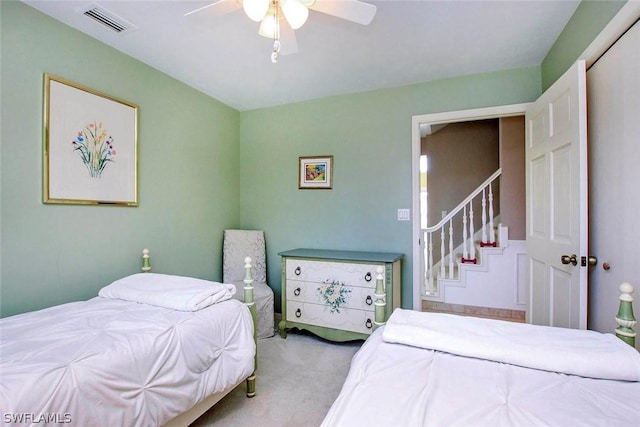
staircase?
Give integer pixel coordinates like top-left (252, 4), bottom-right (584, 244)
top-left (421, 169), bottom-right (526, 315)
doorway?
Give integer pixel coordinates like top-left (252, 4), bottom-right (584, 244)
top-left (410, 2), bottom-right (640, 327)
top-left (411, 104), bottom-right (529, 310)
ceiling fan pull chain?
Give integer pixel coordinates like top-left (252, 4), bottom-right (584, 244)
top-left (271, 0), bottom-right (280, 63)
top-left (271, 39), bottom-right (280, 63)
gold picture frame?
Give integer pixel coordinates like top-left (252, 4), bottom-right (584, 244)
top-left (299, 155), bottom-right (333, 189)
top-left (43, 74), bottom-right (138, 206)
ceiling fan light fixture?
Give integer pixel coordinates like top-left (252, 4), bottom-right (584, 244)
top-left (280, 0), bottom-right (309, 30)
top-left (258, 5), bottom-right (279, 39)
top-left (243, 0), bottom-right (270, 22)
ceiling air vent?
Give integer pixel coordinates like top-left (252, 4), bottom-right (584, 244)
top-left (81, 5), bottom-right (136, 34)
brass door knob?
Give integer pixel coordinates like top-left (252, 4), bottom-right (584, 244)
top-left (561, 254), bottom-right (578, 266)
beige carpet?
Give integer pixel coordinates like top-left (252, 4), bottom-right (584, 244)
top-left (191, 331), bottom-right (362, 427)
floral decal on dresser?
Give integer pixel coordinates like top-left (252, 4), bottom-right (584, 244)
top-left (317, 280), bottom-right (351, 313)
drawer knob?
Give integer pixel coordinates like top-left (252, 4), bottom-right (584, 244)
top-left (365, 295), bottom-right (373, 305)
top-left (365, 319), bottom-right (373, 329)
top-left (364, 272), bottom-right (372, 282)
top-left (295, 266), bottom-right (301, 276)
top-left (294, 287), bottom-right (301, 296)
top-left (295, 308), bottom-right (302, 318)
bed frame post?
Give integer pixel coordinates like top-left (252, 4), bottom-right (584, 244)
top-left (142, 249), bottom-right (151, 273)
top-left (615, 282), bottom-right (636, 347)
top-left (244, 256), bottom-right (257, 397)
top-left (373, 266), bottom-right (386, 330)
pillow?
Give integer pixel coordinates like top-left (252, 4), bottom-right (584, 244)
top-left (98, 273), bottom-right (236, 311)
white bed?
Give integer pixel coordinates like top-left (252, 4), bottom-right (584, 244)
top-left (322, 302), bottom-right (640, 426)
top-left (0, 253), bottom-right (258, 427)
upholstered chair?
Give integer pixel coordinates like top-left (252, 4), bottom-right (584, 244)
top-left (223, 229), bottom-right (275, 338)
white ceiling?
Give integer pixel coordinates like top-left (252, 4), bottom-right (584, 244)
top-left (22, 0), bottom-right (580, 111)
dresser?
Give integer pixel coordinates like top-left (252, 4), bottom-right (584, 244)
top-left (278, 248), bottom-right (403, 341)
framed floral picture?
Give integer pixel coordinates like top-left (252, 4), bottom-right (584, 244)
top-left (299, 155), bottom-right (333, 189)
top-left (43, 74), bottom-right (138, 206)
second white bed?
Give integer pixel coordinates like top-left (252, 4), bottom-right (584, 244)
top-left (322, 310), bottom-right (640, 427)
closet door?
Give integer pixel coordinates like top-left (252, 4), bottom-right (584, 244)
top-left (525, 60), bottom-right (588, 329)
top-left (587, 20), bottom-right (640, 336)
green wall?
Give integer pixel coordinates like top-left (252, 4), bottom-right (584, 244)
top-left (0, 1), bottom-right (241, 317)
top-left (239, 68), bottom-right (541, 311)
top-left (240, 0), bottom-right (631, 313)
top-left (541, 0), bottom-right (626, 90)
top-left (3, 0), bottom-right (627, 317)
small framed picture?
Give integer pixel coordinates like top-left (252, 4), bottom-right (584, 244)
top-left (299, 155), bottom-right (333, 189)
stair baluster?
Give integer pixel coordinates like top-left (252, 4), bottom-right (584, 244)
top-left (488, 183), bottom-right (496, 246)
top-left (469, 202), bottom-right (475, 262)
top-left (462, 206), bottom-right (468, 260)
top-left (481, 188), bottom-right (487, 245)
top-left (461, 201), bottom-right (477, 264)
top-left (481, 182), bottom-right (498, 247)
top-left (460, 199), bottom-right (476, 264)
top-left (448, 219), bottom-right (454, 279)
top-left (427, 232), bottom-right (434, 294)
top-left (440, 227), bottom-right (445, 279)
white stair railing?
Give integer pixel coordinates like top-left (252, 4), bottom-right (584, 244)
top-left (422, 168), bottom-right (501, 296)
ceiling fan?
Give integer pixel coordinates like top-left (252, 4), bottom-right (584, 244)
top-left (185, 0), bottom-right (377, 63)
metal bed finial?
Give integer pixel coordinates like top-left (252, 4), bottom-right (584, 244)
top-left (142, 249), bottom-right (151, 273)
top-left (615, 282), bottom-right (636, 347)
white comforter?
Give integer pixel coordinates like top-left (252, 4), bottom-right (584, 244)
top-left (322, 311), bottom-right (640, 427)
top-left (0, 297), bottom-right (255, 427)
top-left (383, 309), bottom-right (640, 381)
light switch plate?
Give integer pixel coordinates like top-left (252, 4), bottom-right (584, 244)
top-left (397, 209), bottom-right (410, 221)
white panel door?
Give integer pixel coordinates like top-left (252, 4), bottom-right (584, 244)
top-left (525, 60), bottom-right (588, 329)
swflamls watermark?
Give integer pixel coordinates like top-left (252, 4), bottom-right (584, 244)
top-left (3, 413), bottom-right (72, 424)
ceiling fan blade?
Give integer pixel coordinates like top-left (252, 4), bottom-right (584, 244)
top-left (278, 21), bottom-right (298, 55)
top-left (184, 0), bottom-right (241, 17)
top-left (308, 0), bottom-right (376, 25)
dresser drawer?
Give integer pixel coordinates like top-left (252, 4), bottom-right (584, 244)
top-left (286, 301), bottom-right (374, 335)
top-left (285, 259), bottom-right (383, 288)
top-left (287, 279), bottom-right (376, 311)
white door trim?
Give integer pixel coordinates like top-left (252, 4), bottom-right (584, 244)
top-left (580, 2), bottom-right (640, 70)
